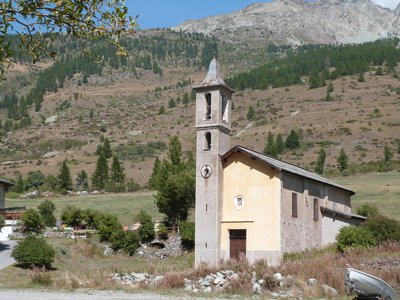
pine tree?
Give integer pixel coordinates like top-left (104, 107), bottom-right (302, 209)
top-left (168, 136), bottom-right (183, 166)
top-left (264, 132), bottom-right (276, 157)
top-left (92, 151), bottom-right (109, 190)
top-left (58, 160), bottom-right (73, 192)
top-left (154, 136), bottom-right (195, 227)
top-left (149, 157), bottom-right (161, 188)
top-left (314, 148), bottom-right (327, 175)
top-left (327, 82), bottom-right (334, 93)
top-left (190, 90), bottom-right (196, 101)
top-left (247, 105), bottom-right (255, 121)
top-left (103, 137), bottom-right (112, 159)
top-left (358, 72), bottom-right (365, 82)
top-left (337, 148), bottom-right (348, 172)
top-left (286, 129), bottom-right (300, 150)
top-left (14, 174), bottom-right (25, 193)
top-left (76, 170), bottom-right (89, 191)
top-left (168, 98), bottom-right (176, 108)
top-left (110, 155), bottom-right (126, 191)
top-left (182, 92), bottom-right (189, 105)
top-left (384, 145), bottom-right (393, 163)
top-left (158, 105), bottom-right (165, 115)
top-left (275, 133), bottom-right (284, 155)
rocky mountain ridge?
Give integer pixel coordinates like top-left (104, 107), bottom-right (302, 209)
top-left (174, 0), bottom-right (400, 46)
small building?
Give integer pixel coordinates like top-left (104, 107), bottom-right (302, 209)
top-left (193, 58), bottom-right (364, 266)
top-left (0, 178), bottom-right (16, 241)
top-left (0, 178), bottom-right (15, 211)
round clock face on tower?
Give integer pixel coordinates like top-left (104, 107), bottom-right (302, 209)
top-left (200, 164), bottom-right (213, 178)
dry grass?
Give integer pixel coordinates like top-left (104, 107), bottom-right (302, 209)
top-left (1, 238), bottom-right (399, 298)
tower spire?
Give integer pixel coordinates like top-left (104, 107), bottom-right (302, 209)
top-left (194, 57), bottom-right (233, 92)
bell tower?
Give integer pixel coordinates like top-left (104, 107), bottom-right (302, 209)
top-left (193, 58), bottom-right (234, 266)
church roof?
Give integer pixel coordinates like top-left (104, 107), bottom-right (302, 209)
top-left (193, 58), bottom-right (234, 92)
top-left (222, 145), bottom-right (355, 195)
top-left (0, 178), bottom-right (15, 186)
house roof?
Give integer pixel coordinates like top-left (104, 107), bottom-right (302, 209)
top-left (321, 207), bottom-right (367, 222)
top-left (193, 58), bottom-right (234, 92)
top-left (222, 145), bottom-right (355, 195)
top-left (0, 178), bottom-right (15, 187)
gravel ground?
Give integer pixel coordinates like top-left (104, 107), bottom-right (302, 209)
top-left (0, 290), bottom-right (233, 300)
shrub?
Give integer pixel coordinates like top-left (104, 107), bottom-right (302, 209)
top-left (123, 231), bottom-right (141, 255)
top-left (0, 215), bottom-right (5, 229)
top-left (336, 225), bottom-right (377, 253)
top-left (20, 209), bottom-right (44, 233)
top-left (81, 209), bottom-right (103, 229)
top-left (110, 229), bottom-right (126, 251)
top-left (364, 215), bottom-right (400, 243)
top-left (138, 221), bottom-right (155, 243)
top-left (11, 235), bottom-right (55, 269)
top-left (98, 213), bottom-right (122, 242)
top-left (356, 204), bottom-right (379, 218)
top-left (179, 221), bottom-right (195, 250)
top-left (38, 200), bottom-right (56, 227)
top-left (61, 205), bottom-right (82, 228)
top-left (110, 230), bottom-right (140, 256)
top-left (136, 210), bottom-right (155, 243)
top-left (157, 223), bottom-right (169, 240)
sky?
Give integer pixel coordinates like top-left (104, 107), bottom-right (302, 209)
top-left (126, 0), bottom-right (400, 29)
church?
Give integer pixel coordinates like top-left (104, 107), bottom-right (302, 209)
top-left (193, 58), bottom-right (365, 266)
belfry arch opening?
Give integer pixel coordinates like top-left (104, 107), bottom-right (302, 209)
top-left (204, 131), bottom-right (212, 150)
top-left (221, 94), bottom-right (228, 123)
top-left (205, 93), bottom-right (211, 120)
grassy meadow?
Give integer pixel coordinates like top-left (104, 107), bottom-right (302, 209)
top-left (5, 191), bottom-right (163, 225)
top-left (334, 171), bottom-right (400, 220)
top-left (6, 171), bottom-right (400, 224)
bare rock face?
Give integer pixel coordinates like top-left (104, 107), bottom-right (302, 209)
top-left (173, 0), bottom-right (399, 46)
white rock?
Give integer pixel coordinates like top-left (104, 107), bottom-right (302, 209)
top-left (150, 275), bottom-right (164, 287)
top-left (46, 115), bottom-right (57, 124)
top-left (184, 285), bottom-right (193, 292)
top-left (306, 278), bottom-right (317, 285)
top-left (273, 273), bottom-right (283, 281)
top-left (322, 284), bottom-right (338, 296)
top-left (43, 151), bottom-right (59, 158)
top-left (253, 282), bottom-right (263, 294)
top-left (203, 286), bottom-right (212, 293)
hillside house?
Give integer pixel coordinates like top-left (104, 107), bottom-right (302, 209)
top-left (193, 58), bottom-right (365, 266)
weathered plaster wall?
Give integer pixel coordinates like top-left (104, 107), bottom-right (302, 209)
top-left (281, 172), bottom-right (353, 253)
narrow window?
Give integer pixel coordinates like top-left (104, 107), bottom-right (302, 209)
top-left (313, 198), bottom-right (319, 221)
top-left (205, 93), bottom-right (211, 120)
top-left (204, 132), bottom-right (211, 150)
top-left (292, 193), bottom-right (298, 218)
top-left (221, 95), bottom-right (228, 122)
top-left (205, 204), bottom-right (208, 212)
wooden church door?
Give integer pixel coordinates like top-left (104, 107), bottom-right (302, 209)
top-left (229, 229), bottom-right (246, 260)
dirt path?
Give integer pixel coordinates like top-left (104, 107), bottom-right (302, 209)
top-left (0, 241), bottom-right (17, 270)
top-left (0, 290), bottom-right (231, 300)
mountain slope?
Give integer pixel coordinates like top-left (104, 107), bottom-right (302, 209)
top-left (174, 0), bottom-right (400, 46)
